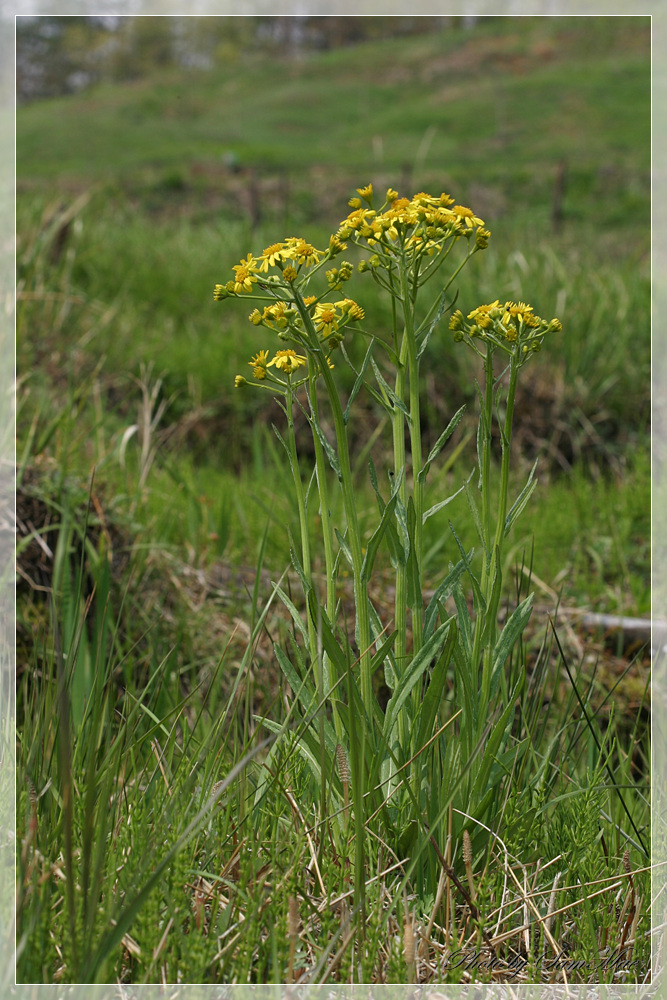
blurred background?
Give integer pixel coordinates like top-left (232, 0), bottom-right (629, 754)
top-left (16, 14), bottom-right (650, 690)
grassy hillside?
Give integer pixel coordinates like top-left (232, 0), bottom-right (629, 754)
top-left (18, 17), bottom-right (649, 235)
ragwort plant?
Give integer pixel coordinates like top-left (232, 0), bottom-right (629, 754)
top-left (214, 184), bottom-right (562, 938)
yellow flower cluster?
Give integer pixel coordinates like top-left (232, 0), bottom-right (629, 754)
top-left (214, 238), bottom-right (327, 299)
top-left (313, 298), bottom-right (365, 342)
top-left (236, 348), bottom-right (308, 387)
top-left (335, 185), bottom-right (488, 259)
top-left (450, 300), bottom-right (561, 359)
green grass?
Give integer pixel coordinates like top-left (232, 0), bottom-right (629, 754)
top-left (16, 15), bottom-right (651, 985)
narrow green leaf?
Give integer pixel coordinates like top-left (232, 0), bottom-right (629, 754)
top-left (452, 581), bottom-right (472, 657)
top-left (422, 479), bottom-right (466, 523)
top-left (289, 546), bottom-right (311, 598)
top-left (418, 404), bottom-right (466, 484)
top-left (344, 340), bottom-right (375, 425)
top-left (309, 414), bottom-right (341, 479)
top-left (371, 358), bottom-right (410, 419)
top-left (416, 620), bottom-right (457, 752)
top-left (423, 556), bottom-right (469, 641)
top-left (491, 593), bottom-right (534, 684)
top-left (361, 473), bottom-right (402, 582)
top-left (504, 459), bottom-right (539, 535)
top-left (383, 620), bottom-right (451, 741)
top-left (335, 528), bottom-right (354, 568)
top-left (463, 478), bottom-right (487, 553)
top-left (405, 497), bottom-right (420, 610)
top-left (449, 520), bottom-right (485, 615)
top-left (272, 583), bottom-right (309, 645)
top-left (416, 288), bottom-right (448, 360)
top-left (274, 645), bottom-right (316, 713)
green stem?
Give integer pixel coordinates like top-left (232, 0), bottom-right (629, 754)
top-left (401, 264), bottom-right (424, 657)
top-left (293, 299), bottom-right (373, 715)
top-left (479, 350), bottom-right (519, 711)
top-left (285, 381), bottom-right (320, 675)
top-left (479, 346), bottom-right (495, 598)
top-left (285, 379), bottom-right (327, 821)
top-left (307, 368), bottom-right (343, 742)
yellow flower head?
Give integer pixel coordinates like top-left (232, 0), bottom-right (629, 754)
top-left (348, 197), bottom-right (362, 209)
top-left (343, 207), bottom-right (376, 231)
top-left (356, 183), bottom-right (373, 205)
top-left (329, 234), bottom-right (348, 255)
top-left (285, 238), bottom-right (322, 267)
top-left (467, 301), bottom-right (500, 330)
top-left (452, 206), bottom-right (485, 229)
top-left (259, 242), bottom-right (286, 272)
top-left (282, 265), bottom-right (298, 282)
top-left (385, 187), bottom-right (399, 203)
top-left (337, 298), bottom-right (365, 321)
top-left (314, 303), bottom-right (339, 337)
top-left (503, 301), bottom-right (534, 325)
top-left (248, 349), bottom-right (270, 371)
top-left (262, 302), bottom-right (289, 328)
top-left (232, 253), bottom-right (259, 293)
top-left (475, 228), bottom-right (491, 250)
top-left (267, 349), bottom-right (307, 375)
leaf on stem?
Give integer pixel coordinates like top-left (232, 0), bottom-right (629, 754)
top-left (504, 458), bottom-right (539, 535)
top-left (490, 593), bottom-right (534, 692)
top-left (422, 556), bottom-right (469, 641)
top-left (415, 620), bottom-right (457, 753)
top-left (418, 404), bottom-right (466, 485)
top-left (361, 471), bottom-right (403, 582)
top-left (307, 413), bottom-right (341, 479)
top-left (371, 358), bottom-right (410, 419)
top-left (382, 620), bottom-right (453, 742)
top-left (463, 478), bottom-right (487, 555)
top-left (416, 288), bottom-right (448, 360)
top-left (343, 340), bottom-right (375, 425)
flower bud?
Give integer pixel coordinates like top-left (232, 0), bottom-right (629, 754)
top-left (214, 284), bottom-right (229, 301)
top-left (234, 375), bottom-right (247, 388)
top-left (449, 309), bottom-right (465, 331)
top-left (339, 261), bottom-right (354, 281)
top-left (475, 227), bottom-right (491, 250)
top-left (358, 259), bottom-right (370, 273)
top-left (452, 329), bottom-right (464, 342)
top-left (249, 309), bottom-right (262, 325)
top-left (548, 318), bottom-right (562, 332)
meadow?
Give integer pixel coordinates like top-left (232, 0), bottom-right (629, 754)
top-left (15, 16), bottom-right (651, 985)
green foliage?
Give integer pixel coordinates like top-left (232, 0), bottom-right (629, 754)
top-left (16, 15), bottom-right (650, 985)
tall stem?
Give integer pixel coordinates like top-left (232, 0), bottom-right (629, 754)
top-left (401, 264), bottom-right (424, 656)
top-left (479, 351), bottom-right (519, 713)
top-left (308, 369), bottom-right (343, 741)
top-left (293, 300), bottom-right (373, 714)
